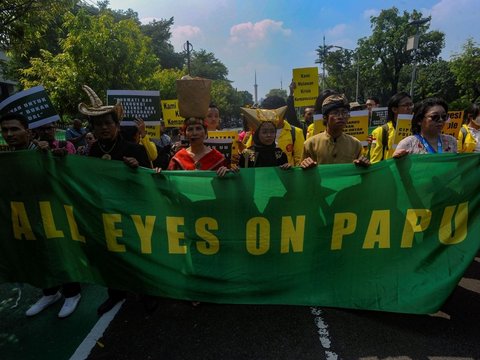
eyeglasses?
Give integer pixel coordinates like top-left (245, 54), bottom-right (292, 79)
top-left (425, 114), bottom-right (449, 122)
top-left (329, 110), bottom-right (350, 118)
top-left (398, 102), bottom-right (414, 108)
top-left (86, 136), bottom-right (94, 140)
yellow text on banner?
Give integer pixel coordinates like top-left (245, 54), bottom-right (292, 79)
top-left (161, 100), bottom-right (184, 128)
top-left (292, 67), bottom-right (319, 107)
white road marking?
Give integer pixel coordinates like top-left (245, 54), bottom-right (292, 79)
top-left (428, 310), bottom-right (451, 320)
top-left (458, 277), bottom-right (480, 294)
top-left (69, 300), bottom-right (125, 360)
top-left (310, 307), bottom-right (338, 360)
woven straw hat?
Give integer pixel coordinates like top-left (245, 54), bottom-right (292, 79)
top-left (78, 85), bottom-right (124, 121)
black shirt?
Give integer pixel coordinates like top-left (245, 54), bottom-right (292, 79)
top-left (89, 137), bottom-right (151, 168)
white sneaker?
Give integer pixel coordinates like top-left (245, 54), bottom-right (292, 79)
top-left (58, 294), bottom-right (81, 318)
top-left (25, 292), bottom-right (62, 316)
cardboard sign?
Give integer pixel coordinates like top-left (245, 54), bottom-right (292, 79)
top-left (292, 67), bottom-right (319, 107)
top-left (344, 110), bottom-right (369, 145)
top-left (0, 86), bottom-right (60, 129)
top-left (393, 114), bottom-right (413, 149)
top-left (107, 90), bottom-right (160, 125)
top-left (161, 100), bottom-right (184, 128)
top-left (204, 138), bottom-right (233, 163)
top-left (312, 111), bottom-right (368, 145)
top-left (205, 130), bottom-right (239, 163)
top-left (313, 114), bottom-right (325, 136)
top-left (146, 125), bottom-right (161, 139)
top-left (442, 111), bottom-right (464, 138)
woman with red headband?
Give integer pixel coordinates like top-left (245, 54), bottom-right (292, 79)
top-left (167, 117), bottom-right (231, 176)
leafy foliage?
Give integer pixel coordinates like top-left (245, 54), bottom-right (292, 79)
top-left (450, 38), bottom-right (480, 103)
top-left (189, 49), bottom-right (229, 80)
top-left (317, 7), bottom-right (444, 104)
top-left (147, 67), bottom-right (186, 100)
top-left (20, 9), bottom-right (158, 116)
top-left (141, 17), bottom-right (184, 69)
top-left (265, 88), bottom-right (287, 99)
top-left (414, 60), bottom-right (458, 103)
top-left (0, 0), bottom-right (75, 52)
top-left (6, 2), bottom-right (476, 121)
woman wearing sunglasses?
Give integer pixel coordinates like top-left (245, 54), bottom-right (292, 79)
top-left (393, 98), bottom-right (457, 157)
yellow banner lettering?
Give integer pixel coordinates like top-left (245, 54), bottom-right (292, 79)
top-left (331, 213), bottom-right (357, 250)
top-left (195, 217), bottom-right (220, 255)
top-left (246, 217), bottom-right (270, 255)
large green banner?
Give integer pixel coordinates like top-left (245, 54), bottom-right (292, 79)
top-left (1, 151), bottom-right (479, 314)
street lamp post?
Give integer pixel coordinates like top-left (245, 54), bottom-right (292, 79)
top-left (316, 38), bottom-right (359, 101)
top-left (316, 36), bottom-right (333, 90)
top-left (407, 17), bottom-right (431, 98)
top-left (331, 46), bottom-right (360, 102)
top-left (183, 40), bottom-right (193, 75)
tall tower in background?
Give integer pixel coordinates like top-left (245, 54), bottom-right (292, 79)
top-left (254, 71), bottom-right (258, 104)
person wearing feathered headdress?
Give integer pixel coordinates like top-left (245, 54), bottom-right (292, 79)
top-left (78, 85), bottom-right (150, 168)
top-left (77, 85), bottom-right (153, 316)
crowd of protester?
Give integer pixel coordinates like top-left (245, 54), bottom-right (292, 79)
top-left (1, 80), bottom-right (479, 319)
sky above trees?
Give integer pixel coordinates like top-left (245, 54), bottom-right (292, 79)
top-left (107, 0), bottom-right (480, 100)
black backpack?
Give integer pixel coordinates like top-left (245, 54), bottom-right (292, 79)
top-left (381, 124), bottom-right (389, 161)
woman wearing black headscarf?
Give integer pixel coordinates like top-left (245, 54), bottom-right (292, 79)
top-left (239, 120), bottom-right (290, 169)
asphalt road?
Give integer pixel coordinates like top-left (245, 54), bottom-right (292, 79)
top-left (88, 257), bottom-right (480, 360)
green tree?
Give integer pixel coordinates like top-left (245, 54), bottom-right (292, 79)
top-left (210, 80), bottom-right (245, 123)
top-left (265, 88), bottom-right (287, 99)
top-left (0, 0), bottom-right (75, 51)
top-left (20, 9), bottom-right (158, 116)
top-left (237, 90), bottom-right (254, 107)
top-left (189, 49), bottom-right (228, 80)
top-left (322, 48), bottom-right (357, 100)
top-left (356, 7), bottom-right (444, 100)
top-left (147, 67), bottom-right (186, 101)
top-left (1, 0), bottom-right (76, 83)
top-left (450, 38), bottom-right (480, 103)
top-left (414, 60), bottom-right (458, 103)
top-left (141, 17), bottom-right (184, 69)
